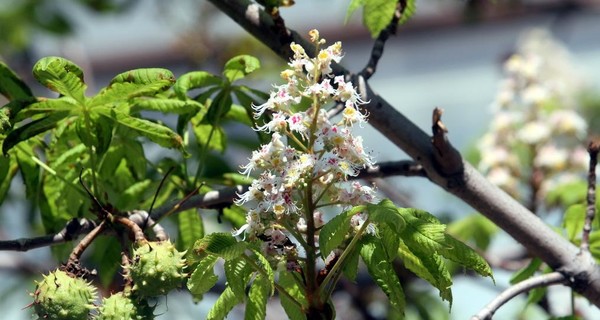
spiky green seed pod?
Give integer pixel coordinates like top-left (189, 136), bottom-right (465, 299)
top-left (96, 292), bottom-right (155, 320)
top-left (32, 269), bottom-right (97, 320)
top-left (128, 241), bottom-right (186, 297)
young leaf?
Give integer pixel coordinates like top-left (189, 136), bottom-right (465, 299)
top-left (193, 123), bottom-right (227, 153)
top-left (363, 0), bottom-right (397, 37)
top-left (3, 111), bottom-right (70, 154)
top-left (562, 204), bottom-right (585, 242)
top-left (245, 273), bottom-right (270, 320)
top-left (397, 208), bottom-right (448, 252)
top-left (0, 156), bottom-right (18, 205)
top-left (174, 71), bottom-right (222, 100)
top-left (345, 0), bottom-right (367, 23)
top-left (96, 107), bottom-right (184, 151)
top-left (193, 232), bottom-right (248, 260)
top-left (0, 62), bottom-right (33, 100)
top-left (130, 98), bottom-right (202, 114)
top-left (224, 257), bottom-right (252, 298)
top-left (110, 68), bottom-right (175, 87)
top-left (279, 271), bottom-right (308, 320)
top-left (397, 240), bottom-right (436, 285)
top-left (360, 234), bottom-right (406, 313)
top-left (14, 142), bottom-right (39, 199)
top-left (440, 234), bottom-right (493, 278)
top-left (206, 90), bottom-right (233, 125)
top-left (32, 57), bottom-right (86, 102)
top-left (177, 208), bottom-right (205, 251)
top-left (207, 286), bottom-right (241, 320)
top-left (14, 98), bottom-right (78, 122)
top-left (342, 241), bottom-right (361, 281)
top-left (249, 248), bottom-right (275, 294)
top-left (510, 257), bottom-right (542, 284)
top-left (318, 208), bottom-right (357, 258)
top-left (223, 55), bottom-right (260, 83)
top-left (447, 213), bottom-right (498, 250)
top-left (367, 199), bottom-right (405, 234)
top-left (379, 223), bottom-right (400, 262)
top-left (187, 254), bottom-right (219, 300)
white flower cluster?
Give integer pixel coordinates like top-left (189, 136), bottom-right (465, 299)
top-left (478, 29), bottom-right (588, 205)
top-left (234, 30), bottom-right (376, 265)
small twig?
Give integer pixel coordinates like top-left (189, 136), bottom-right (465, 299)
top-left (68, 220), bottom-right (107, 263)
top-left (359, 0), bottom-right (406, 80)
top-left (113, 216), bottom-right (146, 243)
top-left (471, 272), bottom-right (567, 320)
top-left (582, 139), bottom-right (600, 252)
top-left (148, 166), bottom-right (175, 219)
top-left (357, 160), bottom-right (425, 179)
top-left (128, 210), bottom-right (169, 241)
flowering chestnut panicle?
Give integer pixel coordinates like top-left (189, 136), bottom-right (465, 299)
top-left (234, 29), bottom-right (376, 267)
top-left (477, 29), bottom-right (589, 207)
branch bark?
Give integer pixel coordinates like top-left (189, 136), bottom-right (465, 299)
top-left (207, 0), bottom-right (600, 307)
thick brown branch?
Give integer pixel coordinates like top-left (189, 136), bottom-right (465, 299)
top-left (0, 218), bottom-right (96, 251)
top-left (207, 0), bottom-right (600, 307)
top-left (582, 139), bottom-right (600, 252)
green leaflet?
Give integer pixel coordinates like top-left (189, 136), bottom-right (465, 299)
top-left (2, 110), bottom-right (70, 154)
top-left (510, 257), bottom-right (542, 284)
top-left (75, 110), bottom-right (114, 156)
top-left (90, 236), bottom-right (122, 288)
top-left (399, 0), bottom-right (417, 25)
top-left (368, 199), bottom-right (405, 234)
top-left (342, 241), bottom-right (361, 281)
top-left (0, 155), bottom-right (18, 205)
top-left (223, 55), bottom-right (261, 83)
top-left (397, 240), bottom-right (436, 285)
top-left (96, 107), bottom-right (184, 151)
top-left (110, 68), bottom-right (175, 86)
top-left (562, 204), bottom-right (586, 242)
top-left (224, 257), bottom-right (252, 298)
top-left (440, 234), bottom-right (492, 278)
top-left (397, 208), bottom-right (448, 252)
top-left (249, 248), bottom-right (275, 295)
top-left (0, 62), bottom-right (33, 100)
top-left (193, 233), bottom-right (247, 260)
top-left (206, 89), bottom-right (233, 125)
top-left (224, 103), bottom-right (253, 126)
top-left (279, 271), bottom-right (307, 320)
top-left (193, 122), bottom-right (227, 153)
top-left (14, 142), bottom-right (39, 199)
top-left (360, 234), bottom-right (406, 313)
top-left (32, 57), bottom-right (86, 102)
top-left (188, 254), bottom-right (219, 301)
top-left (130, 98), bottom-right (202, 114)
top-left (116, 179), bottom-right (152, 210)
top-left (245, 274), bottom-right (270, 320)
top-left (206, 286), bottom-right (240, 320)
top-left (345, 0), bottom-right (367, 23)
top-left (177, 208), bottom-right (205, 251)
top-left (319, 206), bottom-right (365, 258)
top-left (223, 205), bottom-right (247, 229)
top-left (174, 71), bottom-right (222, 100)
top-left (14, 98), bottom-right (77, 122)
top-left (363, 0), bottom-right (397, 37)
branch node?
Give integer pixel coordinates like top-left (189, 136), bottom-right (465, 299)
top-left (431, 107), bottom-right (464, 178)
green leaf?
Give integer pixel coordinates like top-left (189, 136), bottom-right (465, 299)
top-left (546, 180), bottom-right (586, 208)
top-left (32, 57), bottom-right (86, 102)
top-left (245, 273), bottom-right (270, 320)
top-left (110, 68), bottom-right (175, 87)
top-left (319, 206), bottom-right (365, 258)
top-left (177, 208), bottom-right (205, 251)
top-left (187, 254), bottom-right (219, 301)
top-left (131, 98), bottom-right (202, 114)
top-left (206, 286), bottom-right (240, 320)
top-left (206, 90), bottom-right (233, 125)
top-left (440, 234), bottom-right (492, 278)
top-left (14, 142), bottom-right (39, 199)
top-left (97, 107), bottom-right (184, 151)
top-left (397, 240), bottom-right (436, 285)
top-left (0, 62), bottom-right (33, 100)
top-left (562, 204), bottom-right (586, 242)
top-left (2, 111), bottom-right (70, 154)
top-left (363, 0), bottom-right (397, 37)
top-left (174, 71), bottom-right (222, 100)
top-left (14, 98), bottom-right (78, 122)
top-left (345, 0), bottom-right (367, 23)
top-left (224, 205), bottom-right (247, 229)
top-left (90, 237), bottom-right (122, 288)
top-left (223, 55), bottom-right (260, 83)
top-left (379, 223), bottom-right (400, 261)
top-left (279, 271), bottom-right (307, 320)
top-left (249, 248), bottom-right (275, 294)
top-left (368, 199), bottom-right (405, 234)
top-left (397, 208), bottom-right (448, 252)
top-left (0, 155), bottom-right (18, 205)
top-left (224, 103), bottom-right (253, 126)
top-left (193, 232), bottom-right (248, 260)
top-left (75, 110), bottom-right (114, 155)
top-left (510, 258), bottom-right (542, 284)
top-left (193, 123), bottom-right (226, 153)
top-left (224, 257), bottom-right (252, 298)
top-left (360, 234), bottom-right (405, 313)
top-left (527, 286), bottom-right (546, 306)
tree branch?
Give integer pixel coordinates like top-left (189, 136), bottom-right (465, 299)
top-left (471, 272), bottom-right (567, 320)
top-left (582, 139), bottom-right (600, 252)
top-left (207, 0), bottom-right (600, 307)
top-left (359, 0), bottom-right (405, 80)
top-left (0, 218), bottom-right (97, 251)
